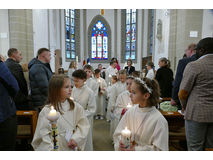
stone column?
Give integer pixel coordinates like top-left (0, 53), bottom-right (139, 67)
top-left (8, 9), bottom-right (34, 64)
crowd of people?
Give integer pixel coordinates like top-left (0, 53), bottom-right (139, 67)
top-left (0, 37), bottom-right (213, 151)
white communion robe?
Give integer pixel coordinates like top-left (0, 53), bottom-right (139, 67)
top-left (94, 77), bottom-right (107, 116)
top-left (105, 65), bottom-right (117, 86)
top-left (31, 100), bottom-right (90, 151)
top-left (110, 90), bottom-right (133, 139)
top-left (146, 69), bottom-right (155, 80)
top-left (86, 77), bottom-right (99, 96)
top-left (71, 84), bottom-right (96, 151)
top-left (113, 105), bottom-right (168, 151)
top-left (108, 81), bottom-right (127, 138)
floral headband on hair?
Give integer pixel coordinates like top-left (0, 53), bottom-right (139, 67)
top-left (135, 78), bottom-right (152, 94)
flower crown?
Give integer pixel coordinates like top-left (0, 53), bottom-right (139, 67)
top-left (135, 78), bottom-right (152, 94)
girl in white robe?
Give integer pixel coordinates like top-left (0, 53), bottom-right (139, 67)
top-left (109, 70), bottom-right (127, 138)
top-left (71, 69), bottom-right (97, 151)
top-left (111, 77), bottom-right (134, 138)
top-left (94, 69), bottom-right (107, 119)
top-left (67, 61), bottom-right (77, 87)
top-left (31, 74), bottom-right (90, 151)
top-left (113, 77), bottom-right (168, 151)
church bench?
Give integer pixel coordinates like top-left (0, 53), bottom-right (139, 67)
top-left (16, 110), bottom-right (38, 139)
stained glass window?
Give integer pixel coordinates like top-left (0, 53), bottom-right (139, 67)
top-left (91, 20), bottom-right (108, 60)
top-left (125, 9), bottom-right (137, 60)
top-left (65, 9), bottom-right (76, 59)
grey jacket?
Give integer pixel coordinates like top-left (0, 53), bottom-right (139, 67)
top-left (179, 54), bottom-right (213, 122)
top-left (28, 58), bottom-right (53, 108)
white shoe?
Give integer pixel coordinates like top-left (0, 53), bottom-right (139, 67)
top-left (100, 116), bottom-right (104, 120)
top-left (95, 116), bottom-right (99, 120)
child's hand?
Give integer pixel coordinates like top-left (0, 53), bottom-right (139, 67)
top-left (119, 141), bottom-right (135, 151)
top-left (67, 139), bottom-right (77, 149)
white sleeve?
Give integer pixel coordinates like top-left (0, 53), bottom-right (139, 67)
top-left (113, 110), bottom-right (129, 151)
top-left (85, 90), bottom-right (97, 117)
top-left (31, 108), bottom-right (53, 151)
top-left (108, 86), bottom-right (117, 111)
top-left (114, 93), bottom-right (125, 118)
top-left (71, 104), bottom-right (90, 150)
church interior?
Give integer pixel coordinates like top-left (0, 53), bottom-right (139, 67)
top-left (0, 8), bottom-right (213, 153)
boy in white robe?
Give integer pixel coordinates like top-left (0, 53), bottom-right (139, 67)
top-left (94, 69), bottom-right (107, 119)
top-left (106, 75), bottom-right (118, 122)
top-left (111, 76), bottom-right (134, 137)
top-left (31, 74), bottom-right (90, 151)
top-left (109, 70), bottom-right (127, 138)
top-left (71, 69), bottom-right (97, 151)
top-left (113, 77), bottom-right (168, 151)
top-left (83, 64), bottom-right (99, 95)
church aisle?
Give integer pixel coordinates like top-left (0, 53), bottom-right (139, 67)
top-left (93, 119), bottom-right (114, 151)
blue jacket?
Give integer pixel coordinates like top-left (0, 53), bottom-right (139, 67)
top-left (28, 58), bottom-right (53, 108)
top-left (172, 54), bottom-right (197, 104)
top-left (0, 61), bottom-right (19, 123)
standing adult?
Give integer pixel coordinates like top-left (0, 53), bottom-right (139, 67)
top-left (5, 48), bottom-right (29, 110)
top-left (28, 48), bottom-right (53, 111)
top-left (124, 59), bottom-right (135, 76)
top-left (179, 37), bottom-right (213, 151)
top-left (155, 57), bottom-right (173, 98)
top-left (0, 60), bottom-right (19, 150)
top-left (171, 43), bottom-right (197, 109)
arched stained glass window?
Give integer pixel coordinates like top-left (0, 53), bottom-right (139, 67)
top-left (125, 9), bottom-right (137, 60)
top-left (65, 9), bottom-right (76, 59)
top-left (91, 20), bottom-right (108, 60)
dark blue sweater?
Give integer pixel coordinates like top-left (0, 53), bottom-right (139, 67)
top-left (0, 61), bottom-right (19, 123)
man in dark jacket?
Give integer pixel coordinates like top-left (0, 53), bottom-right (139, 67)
top-left (28, 48), bottom-right (53, 111)
top-left (5, 48), bottom-right (29, 110)
top-left (171, 43), bottom-right (197, 109)
top-left (0, 59), bottom-right (19, 150)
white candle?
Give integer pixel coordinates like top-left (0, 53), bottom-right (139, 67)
top-left (121, 127), bottom-right (131, 149)
top-left (109, 74), bottom-right (112, 78)
top-left (47, 106), bottom-right (59, 122)
top-left (126, 103), bottom-right (132, 109)
top-left (70, 97), bottom-right (74, 101)
top-left (76, 56), bottom-right (78, 63)
top-left (49, 106), bottom-right (57, 117)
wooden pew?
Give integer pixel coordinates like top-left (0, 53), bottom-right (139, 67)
top-left (16, 110), bottom-right (38, 139)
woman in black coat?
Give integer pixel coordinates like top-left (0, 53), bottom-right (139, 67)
top-left (155, 57), bottom-right (173, 98)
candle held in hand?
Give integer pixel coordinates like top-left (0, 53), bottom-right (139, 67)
top-left (126, 103), bottom-right (132, 109)
top-left (47, 106), bottom-right (59, 122)
top-left (121, 127), bottom-right (131, 149)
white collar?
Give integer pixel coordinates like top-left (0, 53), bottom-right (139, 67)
top-left (198, 54), bottom-right (213, 60)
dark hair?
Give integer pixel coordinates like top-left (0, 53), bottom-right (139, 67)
top-left (72, 69), bottom-right (87, 80)
top-left (94, 68), bottom-right (101, 75)
top-left (147, 61), bottom-right (154, 68)
top-left (83, 64), bottom-right (94, 72)
top-left (7, 48), bottom-right (18, 57)
top-left (37, 48), bottom-right (50, 56)
top-left (110, 61), bottom-right (115, 65)
top-left (98, 64), bottom-right (102, 67)
top-left (47, 74), bottom-right (74, 114)
top-left (159, 57), bottom-right (171, 68)
top-left (127, 76), bottom-right (135, 80)
top-left (58, 67), bottom-right (64, 74)
top-left (134, 77), bottom-right (160, 107)
top-left (112, 75), bottom-right (118, 81)
top-left (111, 57), bottom-right (118, 63)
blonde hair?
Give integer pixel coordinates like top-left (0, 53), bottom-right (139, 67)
top-left (69, 61), bottom-right (76, 69)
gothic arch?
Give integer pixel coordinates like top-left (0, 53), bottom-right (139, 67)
top-left (88, 15), bottom-right (112, 63)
